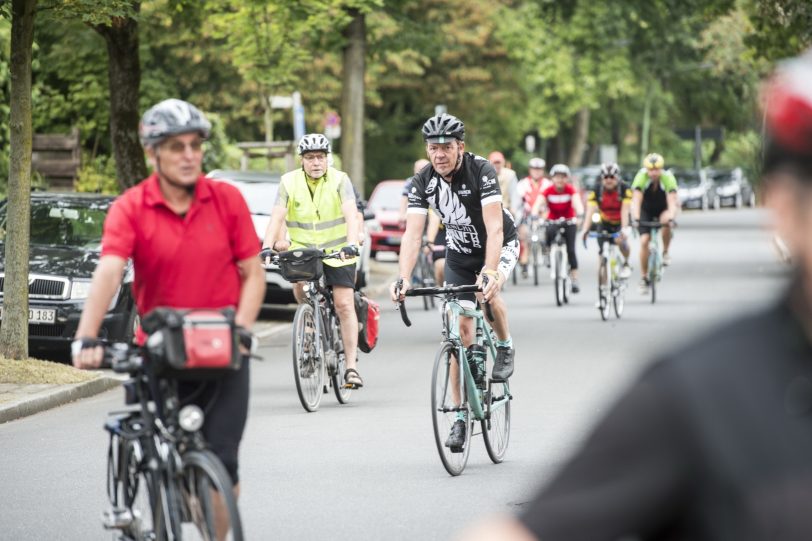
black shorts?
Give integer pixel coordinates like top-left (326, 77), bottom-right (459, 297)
top-left (324, 263), bottom-right (357, 289)
top-left (444, 240), bottom-right (519, 307)
top-left (598, 222), bottom-right (622, 235)
top-left (177, 356), bottom-right (250, 484)
top-left (639, 208), bottom-right (667, 235)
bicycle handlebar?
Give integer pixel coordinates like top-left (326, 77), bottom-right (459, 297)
top-left (395, 282), bottom-right (495, 326)
top-left (102, 342), bottom-right (144, 373)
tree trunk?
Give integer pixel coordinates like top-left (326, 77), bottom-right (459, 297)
top-left (93, 2), bottom-right (147, 191)
top-left (1, 0), bottom-right (37, 360)
top-left (568, 107), bottom-right (590, 167)
top-left (709, 138), bottom-right (725, 165)
top-left (340, 9), bottom-right (366, 196)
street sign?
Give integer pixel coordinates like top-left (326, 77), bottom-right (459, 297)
top-left (324, 111), bottom-right (341, 140)
top-left (293, 91), bottom-right (305, 142)
top-left (270, 95), bottom-right (293, 109)
top-left (435, 104), bottom-right (447, 116)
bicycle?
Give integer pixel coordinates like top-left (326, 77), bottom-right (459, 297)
top-left (415, 239), bottom-right (437, 311)
top-left (588, 231), bottom-right (627, 320)
top-left (102, 342), bottom-right (243, 541)
top-left (528, 216), bottom-right (544, 287)
top-left (637, 221), bottom-right (672, 304)
top-left (271, 250), bottom-right (353, 412)
top-left (395, 280), bottom-right (512, 476)
top-left (546, 218), bottom-right (577, 306)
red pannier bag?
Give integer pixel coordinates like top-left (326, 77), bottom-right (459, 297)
top-left (354, 292), bottom-right (380, 353)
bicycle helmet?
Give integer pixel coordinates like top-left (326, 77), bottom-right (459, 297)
top-left (422, 113), bottom-right (465, 143)
top-left (549, 164), bottom-right (571, 177)
top-left (139, 99), bottom-right (211, 148)
top-left (297, 133), bottom-right (331, 155)
top-left (762, 48), bottom-right (812, 176)
top-left (528, 157), bottom-right (546, 169)
top-left (601, 162), bottom-right (620, 177)
top-left (643, 153), bottom-right (665, 170)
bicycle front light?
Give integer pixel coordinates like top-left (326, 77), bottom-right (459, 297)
top-left (179, 405), bottom-right (205, 432)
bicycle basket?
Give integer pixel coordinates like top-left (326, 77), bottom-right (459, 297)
top-left (278, 248), bottom-right (324, 282)
top-left (141, 307), bottom-right (241, 375)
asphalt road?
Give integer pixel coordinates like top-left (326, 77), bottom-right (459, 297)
top-left (0, 208), bottom-right (790, 540)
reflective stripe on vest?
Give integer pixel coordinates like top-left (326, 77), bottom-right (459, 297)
top-left (282, 167), bottom-right (355, 268)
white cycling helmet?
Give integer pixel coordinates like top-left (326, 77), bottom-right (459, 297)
top-left (139, 99), bottom-right (211, 148)
top-left (549, 163), bottom-right (571, 177)
top-left (528, 157), bottom-right (546, 169)
top-left (298, 133), bottom-right (331, 155)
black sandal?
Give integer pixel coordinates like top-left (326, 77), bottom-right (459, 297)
top-left (343, 368), bottom-right (364, 389)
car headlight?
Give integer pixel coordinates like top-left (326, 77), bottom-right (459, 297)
top-left (70, 279), bottom-right (92, 300)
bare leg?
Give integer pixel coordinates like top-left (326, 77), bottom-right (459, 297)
top-left (451, 315), bottom-right (476, 405)
top-left (213, 484), bottom-right (240, 541)
top-left (640, 234), bottom-right (651, 277)
top-left (332, 286), bottom-right (359, 371)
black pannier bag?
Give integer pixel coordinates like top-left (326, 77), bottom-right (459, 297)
top-left (277, 248), bottom-right (324, 282)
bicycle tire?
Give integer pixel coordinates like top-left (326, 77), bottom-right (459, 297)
top-left (554, 250), bottom-right (563, 307)
top-left (177, 450), bottom-right (243, 541)
top-left (431, 342), bottom-right (472, 476)
top-left (481, 378), bottom-right (511, 464)
top-left (292, 303), bottom-right (324, 412)
top-left (531, 242), bottom-right (539, 287)
top-left (331, 319), bottom-right (352, 404)
top-left (649, 252), bottom-right (658, 304)
top-left (613, 281), bottom-right (625, 318)
top-left (599, 256), bottom-right (609, 321)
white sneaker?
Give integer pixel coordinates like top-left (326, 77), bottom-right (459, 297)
top-left (663, 253), bottom-right (672, 267)
top-left (638, 278), bottom-right (650, 295)
top-left (619, 264), bottom-right (632, 279)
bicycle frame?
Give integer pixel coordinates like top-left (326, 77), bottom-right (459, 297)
top-left (301, 278), bottom-right (343, 373)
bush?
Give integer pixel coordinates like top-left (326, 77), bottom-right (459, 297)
top-left (75, 154), bottom-right (119, 194)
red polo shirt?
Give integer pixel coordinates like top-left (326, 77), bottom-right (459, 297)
top-left (542, 183), bottom-right (577, 220)
top-left (101, 174), bottom-right (258, 337)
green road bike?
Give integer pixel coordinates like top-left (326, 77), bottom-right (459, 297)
top-left (396, 282), bottom-right (512, 476)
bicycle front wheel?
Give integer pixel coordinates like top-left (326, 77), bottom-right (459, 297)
top-left (598, 257), bottom-right (609, 321)
top-left (482, 379), bottom-right (511, 464)
top-left (178, 450), bottom-right (243, 541)
top-left (554, 250), bottom-right (564, 307)
top-left (648, 254), bottom-right (658, 304)
top-left (116, 436), bottom-right (171, 541)
top-left (331, 320), bottom-right (352, 404)
top-left (292, 303), bottom-right (324, 412)
top-left (431, 342), bottom-right (472, 476)
top-left (531, 242), bottom-right (540, 286)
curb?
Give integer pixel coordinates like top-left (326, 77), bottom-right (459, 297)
top-left (0, 375), bottom-right (121, 424)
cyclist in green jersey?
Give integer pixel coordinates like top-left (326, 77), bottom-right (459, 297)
top-left (630, 153), bottom-right (679, 294)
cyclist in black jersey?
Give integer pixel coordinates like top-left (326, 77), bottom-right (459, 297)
top-left (392, 113), bottom-right (519, 450)
top-left (455, 48), bottom-right (812, 541)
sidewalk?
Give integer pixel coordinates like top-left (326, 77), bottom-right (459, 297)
top-left (0, 258), bottom-right (398, 424)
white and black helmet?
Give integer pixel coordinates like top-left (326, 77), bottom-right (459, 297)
top-left (528, 157), bottom-right (546, 169)
top-left (550, 163), bottom-right (571, 177)
top-left (139, 99), bottom-right (211, 148)
top-left (600, 162), bottom-right (621, 177)
top-left (422, 113), bottom-right (465, 143)
top-left (297, 133), bottom-right (331, 155)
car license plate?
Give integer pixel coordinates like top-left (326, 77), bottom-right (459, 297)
top-left (0, 307), bottom-right (57, 325)
top-left (387, 237), bottom-right (402, 245)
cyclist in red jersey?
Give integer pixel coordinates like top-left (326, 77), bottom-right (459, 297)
top-left (516, 157), bottom-right (551, 278)
top-left (531, 164), bottom-right (584, 292)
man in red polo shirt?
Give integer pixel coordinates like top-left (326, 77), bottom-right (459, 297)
top-left (72, 99), bottom-right (265, 530)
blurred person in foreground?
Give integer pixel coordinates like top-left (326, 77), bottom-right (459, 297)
top-left (456, 48), bottom-right (812, 541)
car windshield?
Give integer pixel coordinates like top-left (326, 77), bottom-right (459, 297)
top-left (368, 183), bottom-right (403, 212)
top-left (232, 182), bottom-right (278, 216)
top-left (0, 199), bottom-right (110, 248)
top-left (710, 171), bottom-right (734, 184)
top-left (675, 171), bottom-right (702, 187)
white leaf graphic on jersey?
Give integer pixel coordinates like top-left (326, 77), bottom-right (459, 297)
top-left (438, 182), bottom-right (471, 225)
top-left (437, 181), bottom-right (478, 254)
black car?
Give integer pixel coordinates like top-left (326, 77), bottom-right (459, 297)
top-left (0, 193), bottom-right (136, 354)
top-left (707, 167), bottom-right (757, 209)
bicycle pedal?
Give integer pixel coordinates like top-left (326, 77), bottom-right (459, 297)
top-left (102, 507), bottom-right (134, 530)
top-left (448, 445), bottom-right (465, 454)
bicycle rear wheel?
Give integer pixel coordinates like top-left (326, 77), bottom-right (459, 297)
top-left (482, 379), bottom-right (511, 464)
top-left (531, 242), bottom-right (540, 286)
top-left (431, 342), bottom-right (472, 476)
top-left (292, 303), bottom-right (324, 412)
top-left (598, 257), bottom-right (609, 321)
top-left (178, 450), bottom-right (243, 541)
top-left (648, 254), bottom-right (658, 304)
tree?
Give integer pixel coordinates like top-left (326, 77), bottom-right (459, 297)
top-left (0, 0), bottom-right (36, 360)
top-left (340, 8), bottom-right (365, 194)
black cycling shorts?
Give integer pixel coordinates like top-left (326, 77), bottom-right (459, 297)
top-left (639, 208), bottom-right (667, 236)
top-left (324, 263), bottom-right (357, 289)
top-left (444, 240), bottom-right (519, 308)
top-left (177, 356), bottom-right (250, 485)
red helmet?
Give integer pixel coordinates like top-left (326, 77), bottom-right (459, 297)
top-left (762, 49), bottom-right (812, 175)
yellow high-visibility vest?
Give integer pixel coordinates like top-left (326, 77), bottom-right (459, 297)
top-left (282, 167), bottom-right (355, 268)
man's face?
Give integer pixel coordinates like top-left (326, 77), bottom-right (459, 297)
top-left (426, 140), bottom-right (463, 178)
top-left (602, 175), bottom-right (618, 190)
top-left (529, 167), bottom-right (545, 180)
top-left (553, 173), bottom-right (568, 188)
top-left (150, 132), bottom-right (204, 187)
top-left (302, 151), bottom-right (328, 178)
top-left (648, 168), bottom-right (662, 181)
top-left (491, 157), bottom-right (504, 174)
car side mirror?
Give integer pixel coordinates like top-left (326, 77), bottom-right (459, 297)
top-left (363, 209), bottom-right (376, 221)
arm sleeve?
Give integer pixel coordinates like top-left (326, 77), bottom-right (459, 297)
top-left (662, 172), bottom-right (679, 193)
top-left (631, 170), bottom-right (648, 191)
top-left (402, 177), bottom-right (414, 196)
top-left (622, 187), bottom-right (633, 203)
top-left (407, 174), bottom-right (429, 214)
top-left (274, 181), bottom-right (289, 208)
top-left (479, 162), bottom-right (502, 207)
top-left (519, 362), bottom-right (693, 540)
top-left (337, 174), bottom-right (357, 205)
top-left (100, 197), bottom-right (136, 260)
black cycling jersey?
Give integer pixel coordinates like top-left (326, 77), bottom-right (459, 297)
top-left (519, 281), bottom-right (812, 540)
top-left (407, 152), bottom-right (517, 257)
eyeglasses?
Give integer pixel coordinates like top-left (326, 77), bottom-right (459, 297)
top-left (163, 140), bottom-right (203, 154)
top-left (302, 153), bottom-right (328, 162)
top-left (602, 174), bottom-right (617, 179)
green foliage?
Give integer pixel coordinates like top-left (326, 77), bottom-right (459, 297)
top-left (75, 154), bottom-right (120, 194)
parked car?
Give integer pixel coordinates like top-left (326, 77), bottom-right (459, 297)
top-left (0, 193), bottom-right (136, 355)
top-left (707, 167), bottom-right (756, 209)
top-left (207, 169), bottom-right (372, 296)
top-left (674, 168), bottom-right (713, 210)
top-left (367, 180), bottom-right (406, 257)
